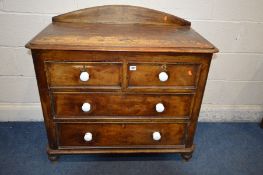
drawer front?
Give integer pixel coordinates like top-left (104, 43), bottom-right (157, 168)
top-left (53, 93), bottom-right (194, 118)
top-left (58, 123), bottom-right (186, 147)
top-left (128, 63), bottom-right (200, 89)
top-left (45, 62), bottom-right (122, 88)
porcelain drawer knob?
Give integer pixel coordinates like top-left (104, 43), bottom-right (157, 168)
top-left (80, 71), bottom-right (89, 81)
top-left (82, 103), bottom-right (91, 112)
top-left (156, 103), bottom-right (165, 113)
top-left (84, 132), bottom-right (92, 142)
top-left (152, 131), bottom-right (161, 141)
top-left (159, 72), bottom-right (168, 82)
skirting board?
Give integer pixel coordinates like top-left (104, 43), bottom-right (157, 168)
top-left (0, 103), bottom-right (262, 122)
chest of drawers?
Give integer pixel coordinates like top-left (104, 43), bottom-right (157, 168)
top-left (26, 5), bottom-right (218, 161)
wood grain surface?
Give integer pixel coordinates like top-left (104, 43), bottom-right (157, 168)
top-left (53, 92), bottom-right (194, 118)
top-left (52, 5), bottom-right (191, 26)
top-left (58, 123), bottom-right (186, 147)
top-left (128, 62), bottom-right (200, 88)
top-left (46, 62), bottom-right (122, 88)
top-left (26, 5), bottom-right (218, 160)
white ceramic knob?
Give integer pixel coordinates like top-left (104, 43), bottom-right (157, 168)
top-left (159, 72), bottom-right (168, 82)
top-left (82, 103), bottom-right (91, 112)
top-left (152, 131), bottom-right (161, 141)
top-left (156, 103), bottom-right (165, 113)
top-left (80, 71), bottom-right (89, 81)
top-left (84, 132), bottom-right (92, 142)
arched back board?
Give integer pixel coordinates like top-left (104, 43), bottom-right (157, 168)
top-left (26, 5), bottom-right (218, 53)
top-left (53, 5), bottom-right (191, 26)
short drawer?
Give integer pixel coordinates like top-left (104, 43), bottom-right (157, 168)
top-left (127, 63), bottom-right (200, 89)
top-left (45, 62), bottom-right (122, 88)
top-left (58, 123), bottom-right (186, 147)
top-left (53, 93), bottom-right (194, 118)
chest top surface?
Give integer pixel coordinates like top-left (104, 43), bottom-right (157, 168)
top-left (26, 5), bottom-right (218, 53)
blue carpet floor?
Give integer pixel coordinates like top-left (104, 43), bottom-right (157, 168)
top-left (0, 122), bottom-right (262, 175)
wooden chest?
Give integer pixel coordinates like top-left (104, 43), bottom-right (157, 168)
top-left (26, 5), bottom-right (218, 161)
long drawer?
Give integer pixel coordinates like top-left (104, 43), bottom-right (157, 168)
top-left (58, 123), bottom-right (186, 147)
top-left (52, 92), bottom-right (194, 118)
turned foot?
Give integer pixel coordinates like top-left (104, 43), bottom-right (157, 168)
top-left (181, 152), bottom-right (193, 161)
top-left (48, 154), bottom-right (59, 161)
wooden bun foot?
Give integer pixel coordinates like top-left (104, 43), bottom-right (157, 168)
top-left (48, 154), bottom-right (59, 161)
top-left (181, 152), bottom-right (193, 161)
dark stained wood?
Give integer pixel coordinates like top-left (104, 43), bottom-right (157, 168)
top-left (52, 5), bottom-right (191, 26)
top-left (32, 49), bottom-right (213, 62)
top-left (31, 51), bottom-right (58, 149)
top-left (181, 152), bottom-right (193, 161)
top-left (53, 92), bottom-right (194, 118)
top-left (127, 62), bottom-right (200, 88)
top-left (186, 58), bottom-right (211, 147)
top-left (47, 145), bottom-right (195, 154)
top-left (26, 5), bottom-right (218, 161)
top-left (25, 5), bottom-right (218, 53)
top-left (58, 123), bottom-right (186, 147)
top-left (26, 23), bottom-right (218, 53)
top-left (45, 62), bottom-right (122, 88)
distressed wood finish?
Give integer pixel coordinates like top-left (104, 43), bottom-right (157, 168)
top-left (52, 5), bottom-right (191, 26)
top-left (58, 123), bottom-right (186, 147)
top-left (127, 62), bottom-right (200, 88)
top-left (53, 92), bottom-right (194, 118)
top-left (26, 5), bottom-right (218, 161)
top-left (45, 62), bottom-right (122, 88)
top-left (26, 23), bottom-right (217, 53)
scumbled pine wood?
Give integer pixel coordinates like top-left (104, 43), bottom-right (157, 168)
top-left (26, 5), bottom-right (218, 161)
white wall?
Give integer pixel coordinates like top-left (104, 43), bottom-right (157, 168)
top-left (0, 0), bottom-right (262, 122)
